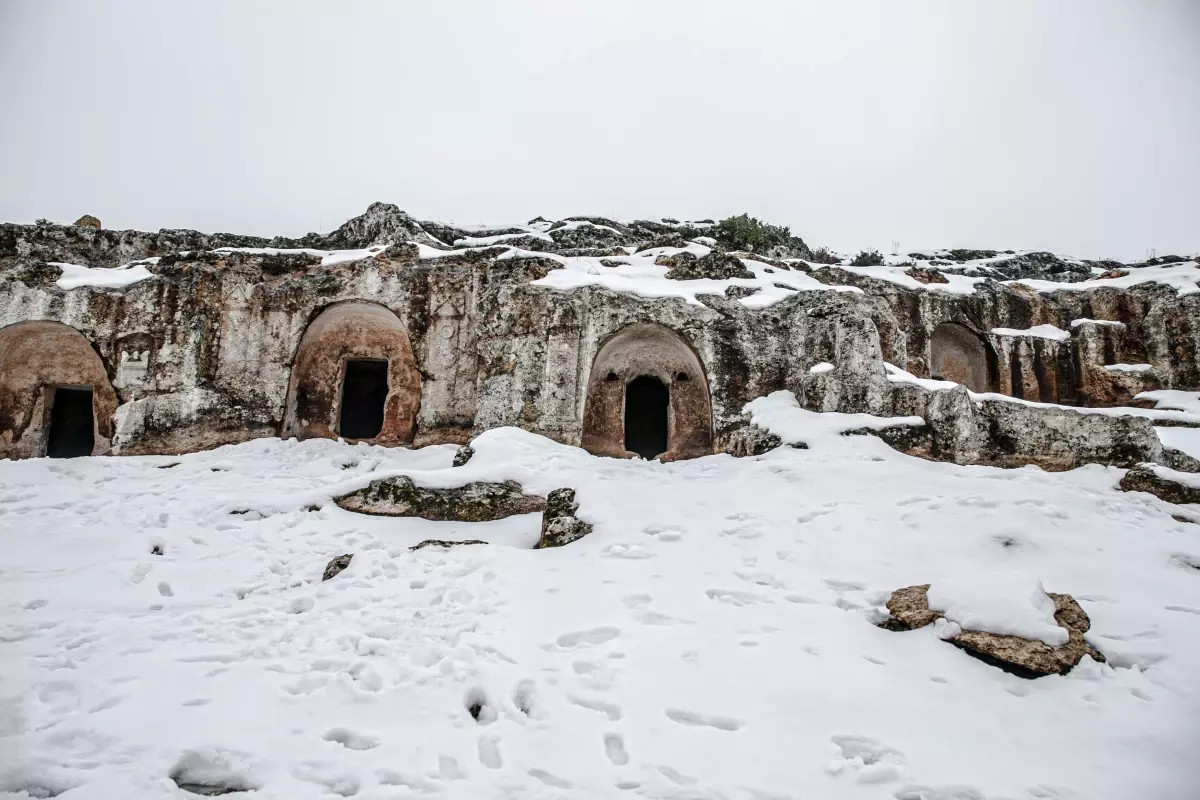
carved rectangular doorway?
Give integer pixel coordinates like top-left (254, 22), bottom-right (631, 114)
top-left (46, 386), bottom-right (95, 458)
top-left (339, 360), bottom-right (388, 439)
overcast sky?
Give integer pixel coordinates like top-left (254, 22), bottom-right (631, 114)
top-left (1, 1), bottom-right (1197, 260)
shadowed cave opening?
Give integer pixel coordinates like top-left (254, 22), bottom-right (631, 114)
top-left (625, 376), bottom-right (669, 459)
top-left (46, 387), bottom-right (94, 458)
top-left (339, 359), bottom-right (388, 439)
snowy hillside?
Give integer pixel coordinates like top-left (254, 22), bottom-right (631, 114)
top-left (2, 402), bottom-right (1198, 799)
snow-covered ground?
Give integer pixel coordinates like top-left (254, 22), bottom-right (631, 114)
top-left (2, 412), bottom-right (1199, 799)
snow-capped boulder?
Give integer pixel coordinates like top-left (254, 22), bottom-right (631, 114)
top-left (878, 583), bottom-right (1105, 678)
top-left (1119, 464), bottom-right (1200, 505)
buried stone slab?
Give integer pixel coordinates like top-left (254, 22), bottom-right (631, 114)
top-left (410, 539), bottom-right (488, 551)
top-left (1119, 464), bottom-right (1200, 505)
top-left (335, 476), bottom-right (546, 522)
top-left (878, 584), bottom-right (1105, 678)
top-left (535, 488), bottom-right (593, 549)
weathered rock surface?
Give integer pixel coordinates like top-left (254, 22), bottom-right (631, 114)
top-left (73, 215), bottom-right (102, 229)
top-left (536, 488), bottom-right (592, 549)
top-left (1, 203), bottom-right (1196, 470)
top-left (879, 584), bottom-right (1105, 677)
top-left (335, 476), bottom-right (545, 521)
top-left (410, 539), bottom-right (488, 550)
top-left (322, 553), bottom-right (353, 581)
top-left (663, 249), bottom-right (754, 281)
top-left (878, 384), bottom-right (1164, 470)
top-left (1119, 464), bottom-right (1200, 505)
top-left (452, 445), bottom-right (475, 467)
top-left (724, 424), bottom-right (783, 457)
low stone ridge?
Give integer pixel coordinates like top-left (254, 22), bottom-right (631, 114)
top-left (1119, 464), bottom-right (1200, 505)
top-left (335, 476), bottom-right (545, 522)
top-left (410, 539), bottom-right (488, 550)
top-left (536, 488), bottom-right (593, 549)
top-left (322, 553), bottom-right (353, 581)
top-left (878, 584), bottom-right (1105, 678)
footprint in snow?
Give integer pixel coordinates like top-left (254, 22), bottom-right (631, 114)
top-left (477, 736), bottom-right (502, 769)
top-left (552, 626), bottom-right (621, 650)
top-left (604, 733), bottom-right (629, 765)
top-left (292, 761), bottom-right (361, 796)
top-left (528, 769), bottom-right (573, 789)
top-left (568, 694), bottom-right (622, 721)
top-left (705, 588), bottom-right (765, 606)
top-left (664, 708), bottom-right (744, 731)
top-left (825, 734), bottom-right (905, 784)
top-left (322, 727), bottom-right (380, 750)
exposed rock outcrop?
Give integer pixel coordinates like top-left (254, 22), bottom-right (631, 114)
top-left (879, 584), bottom-right (1105, 678)
top-left (536, 488), bottom-right (592, 549)
top-left (877, 384), bottom-right (1164, 470)
top-left (322, 554), bottom-right (353, 581)
top-left (335, 477), bottom-right (545, 521)
top-left (663, 249), bottom-right (754, 281)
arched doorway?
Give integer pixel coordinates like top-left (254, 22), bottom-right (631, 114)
top-left (581, 324), bottom-right (712, 461)
top-left (0, 321), bottom-right (118, 460)
top-left (930, 322), bottom-right (995, 393)
top-left (281, 302), bottom-right (421, 444)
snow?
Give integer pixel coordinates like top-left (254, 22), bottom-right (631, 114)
top-left (1144, 462), bottom-right (1200, 490)
top-left (452, 231), bottom-right (553, 247)
top-left (837, 264), bottom-right (988, 295)
top-left (1070, 318), bottom-right (1125, 328)
top-left (1103, 363), bottom-right (1153, 373)
top-left (1156, 427), bottom-right (1200, 460)
top-left (1135, 389), bottom-right (1200, 417)
top-left (1011, 261), bottom-right (1200, 296)
top-left (885, 362), bottom-right (960, 392)
top-left (531, 247), bottom-right (863, 308)
top-left (744, 389), bottom-right (923, 447)
top-left (809, 362), bottom-right (835, 375)
top-left (926, 573), bottom-right (1068, 647)
top-left (53, 260), bottom-right (157, 290)
top-left (210, 246), bottom-right (389, 267)
top-left (1, 423), bottom-right (1198, 799)
top-left (991, 324), bottom-right (1071, 342)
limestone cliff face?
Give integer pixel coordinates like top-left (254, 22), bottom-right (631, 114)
top-left (0, 205), bottom-right (1196, 469)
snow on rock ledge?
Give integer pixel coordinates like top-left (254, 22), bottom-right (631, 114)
top-left (879, 583), bottom-right (1105, 678)
top-left (1118, 464), bottom-right (1200, 505)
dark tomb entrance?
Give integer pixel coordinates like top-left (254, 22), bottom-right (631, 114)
top-left (339, 359), bottom-right (388, 439)
top-left (624, 376), bottom-right (669, 459)
top-left (46, 387), bottom-right (94, 458)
